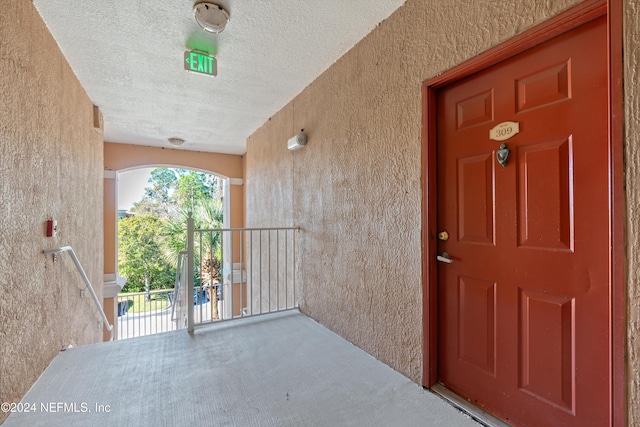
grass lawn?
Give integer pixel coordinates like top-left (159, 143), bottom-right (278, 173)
top-left (120, 292), bottom-right (171, 313)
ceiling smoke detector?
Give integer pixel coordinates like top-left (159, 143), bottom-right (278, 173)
top-left (193, 2), bottom-right (230, 34)
top-left (168, 137), bottom-right (185, 147)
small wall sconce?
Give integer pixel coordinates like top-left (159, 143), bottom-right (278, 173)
top-left (287, 132), bottom-right (307, 151)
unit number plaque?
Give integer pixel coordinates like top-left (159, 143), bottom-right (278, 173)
top-left (489, 121), bottom-right (520, 141)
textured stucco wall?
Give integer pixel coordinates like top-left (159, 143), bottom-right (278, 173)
top-left (245, 0), bottom-right (584, 386)
top-left (0, 1), bottom-right (104, 422)
top-left (625, 0), bottom-right (640, 424)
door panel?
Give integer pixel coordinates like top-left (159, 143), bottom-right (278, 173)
top-left (456, 90), bottom-right (494, 129)
top-left (515, 61), bottom-right (571, 113)
top-left (518, 288), bottom-right (574, 412)
top-left (458, 152), bottom-right (495, 245)
top-left (517, 138), bottom-right (573, 250)
top-left (458, 276), bottom-right (497, 375)
top-left (437, 17), bottom-right (609, 426)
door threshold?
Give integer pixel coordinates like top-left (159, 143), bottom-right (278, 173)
top-left (429, 384), bottom-right (512, 427)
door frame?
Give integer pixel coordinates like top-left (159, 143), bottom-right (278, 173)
top-left (420, 0), bottom-right (625, 425)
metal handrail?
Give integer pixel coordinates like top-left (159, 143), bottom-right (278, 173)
top-left (43, 246), bottom-right (114, 341)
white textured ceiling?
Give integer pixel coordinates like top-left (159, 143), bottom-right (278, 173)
top-left (33, 0), bottom-right (406, 154)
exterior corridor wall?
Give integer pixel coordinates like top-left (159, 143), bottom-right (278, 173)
top-left (245, 0), bottom-right (640, 422)
top-left (0, 1), bottom-right (104, 422)
top-left (624, 0), bottom-right (640, 424)
top-left (246, 0), bottom-right (582, 385)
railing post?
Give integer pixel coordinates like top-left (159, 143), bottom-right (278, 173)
top-left (187, 212), bottom-right (195, 333)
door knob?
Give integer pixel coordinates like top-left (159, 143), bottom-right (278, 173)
top-left (437, 252), bottom-right (454, 264)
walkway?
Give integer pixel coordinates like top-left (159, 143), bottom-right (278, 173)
top-left (4, 311), bottom-right (483, 426)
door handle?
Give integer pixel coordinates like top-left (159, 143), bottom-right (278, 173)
top-left (437, 252), bottom-right (454, 263)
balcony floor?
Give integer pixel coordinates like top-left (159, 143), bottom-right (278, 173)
top-left (5, 310), bottom-right (482, 426)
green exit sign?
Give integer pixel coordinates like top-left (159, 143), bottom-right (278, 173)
top-left (184, 51), bottom-right (217, 77)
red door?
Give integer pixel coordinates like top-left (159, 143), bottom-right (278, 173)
top-left (436, 17), bottom-right (609, 426)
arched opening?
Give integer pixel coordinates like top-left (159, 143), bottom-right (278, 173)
top-left (103, 143), bottom-right (245, 340)
top-left (115, 166), bottom-right (226, 339)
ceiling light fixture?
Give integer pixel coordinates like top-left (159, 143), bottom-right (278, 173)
top-left (168, 137), bottom-right (185, 147)
top-left (193, 2), bottom-right (230, 34)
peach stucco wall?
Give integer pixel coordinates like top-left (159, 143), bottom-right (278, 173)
top-left (104, 142), bottom-right (243, 179)
top-left (625, 0), bottom-right (640, 424)
top-left (246, 0), bottom-right (585, 386)
top-left (0, 1), bottom-right (104, 422)
top-left (247, 0), bottom-right (639, 422)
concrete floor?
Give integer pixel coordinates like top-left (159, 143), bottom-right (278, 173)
top-left (4, 310), bottom-right (482, 427)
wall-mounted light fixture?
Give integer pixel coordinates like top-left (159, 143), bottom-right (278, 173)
top-left (287, 131), bottom-right (307, 151)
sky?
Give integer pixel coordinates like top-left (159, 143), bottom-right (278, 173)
top-left (118, 168), bottom-right (154, 211)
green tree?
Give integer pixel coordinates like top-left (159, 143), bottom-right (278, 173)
top-left (119, 167), bottom-right (223, 302)
top-left (175, 171), bottom-right (210, 212)
top-left (158, 197), bottom-right (224, 318)
top-left (132, 168), bottom-right (221, 219)
top-left (159, 198), bottom-right (223, 268)
top-left (133, 168), bottom-right (178, 218)
top-left (118, 214), bottom-right (175, 295)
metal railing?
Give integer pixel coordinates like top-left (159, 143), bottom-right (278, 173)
top-left (116, 251), bottom-right (188, 340)
top-left (187, 217), bottom-right (299, 330)
top-left (116, 288), bottom-right (182, 339)
top-left (43, 246), bottom-right (114, 340)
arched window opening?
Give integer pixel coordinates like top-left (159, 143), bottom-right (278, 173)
top-left (115, 167), bottom-right (226, 339)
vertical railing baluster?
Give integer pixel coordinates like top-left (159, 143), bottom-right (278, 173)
top-left (268, 230), bottom-right (271, 312)
top-left (229, 229), bottom-right (234, 319)
top-left (214, 229), bottom-right (217, 321)
top-left (293, 228), bottom-right (297, 307)
top-left (135, 294), bottom-right (138, 339)
top-left (116, 296), bottom-right (120, 339)
top-left (259, 230), bottom-right (263, 313)
top-left (208, 230), bottom-right (212, 322)
top-left (285, 229), bottom-right (288, 309)
top-left (198, 230), bottom-right (203, 325)
top-left (215, 229), bottom-right (220, 321)
top-left (276, 230), bottom-right (280, 311)
top-left (239, 230), bottom-right (243, 315)
top-left (249, 230), bottom-right (253, 316)
top-left (143, 294), bottom-right (146, 337)
top-left (134, 296), bottom-right (138, 337)
top-left (187, 213), bottom-right (195, 332)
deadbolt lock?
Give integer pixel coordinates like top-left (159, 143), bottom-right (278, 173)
top-left (438, 231), bottom-right (449, 241)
